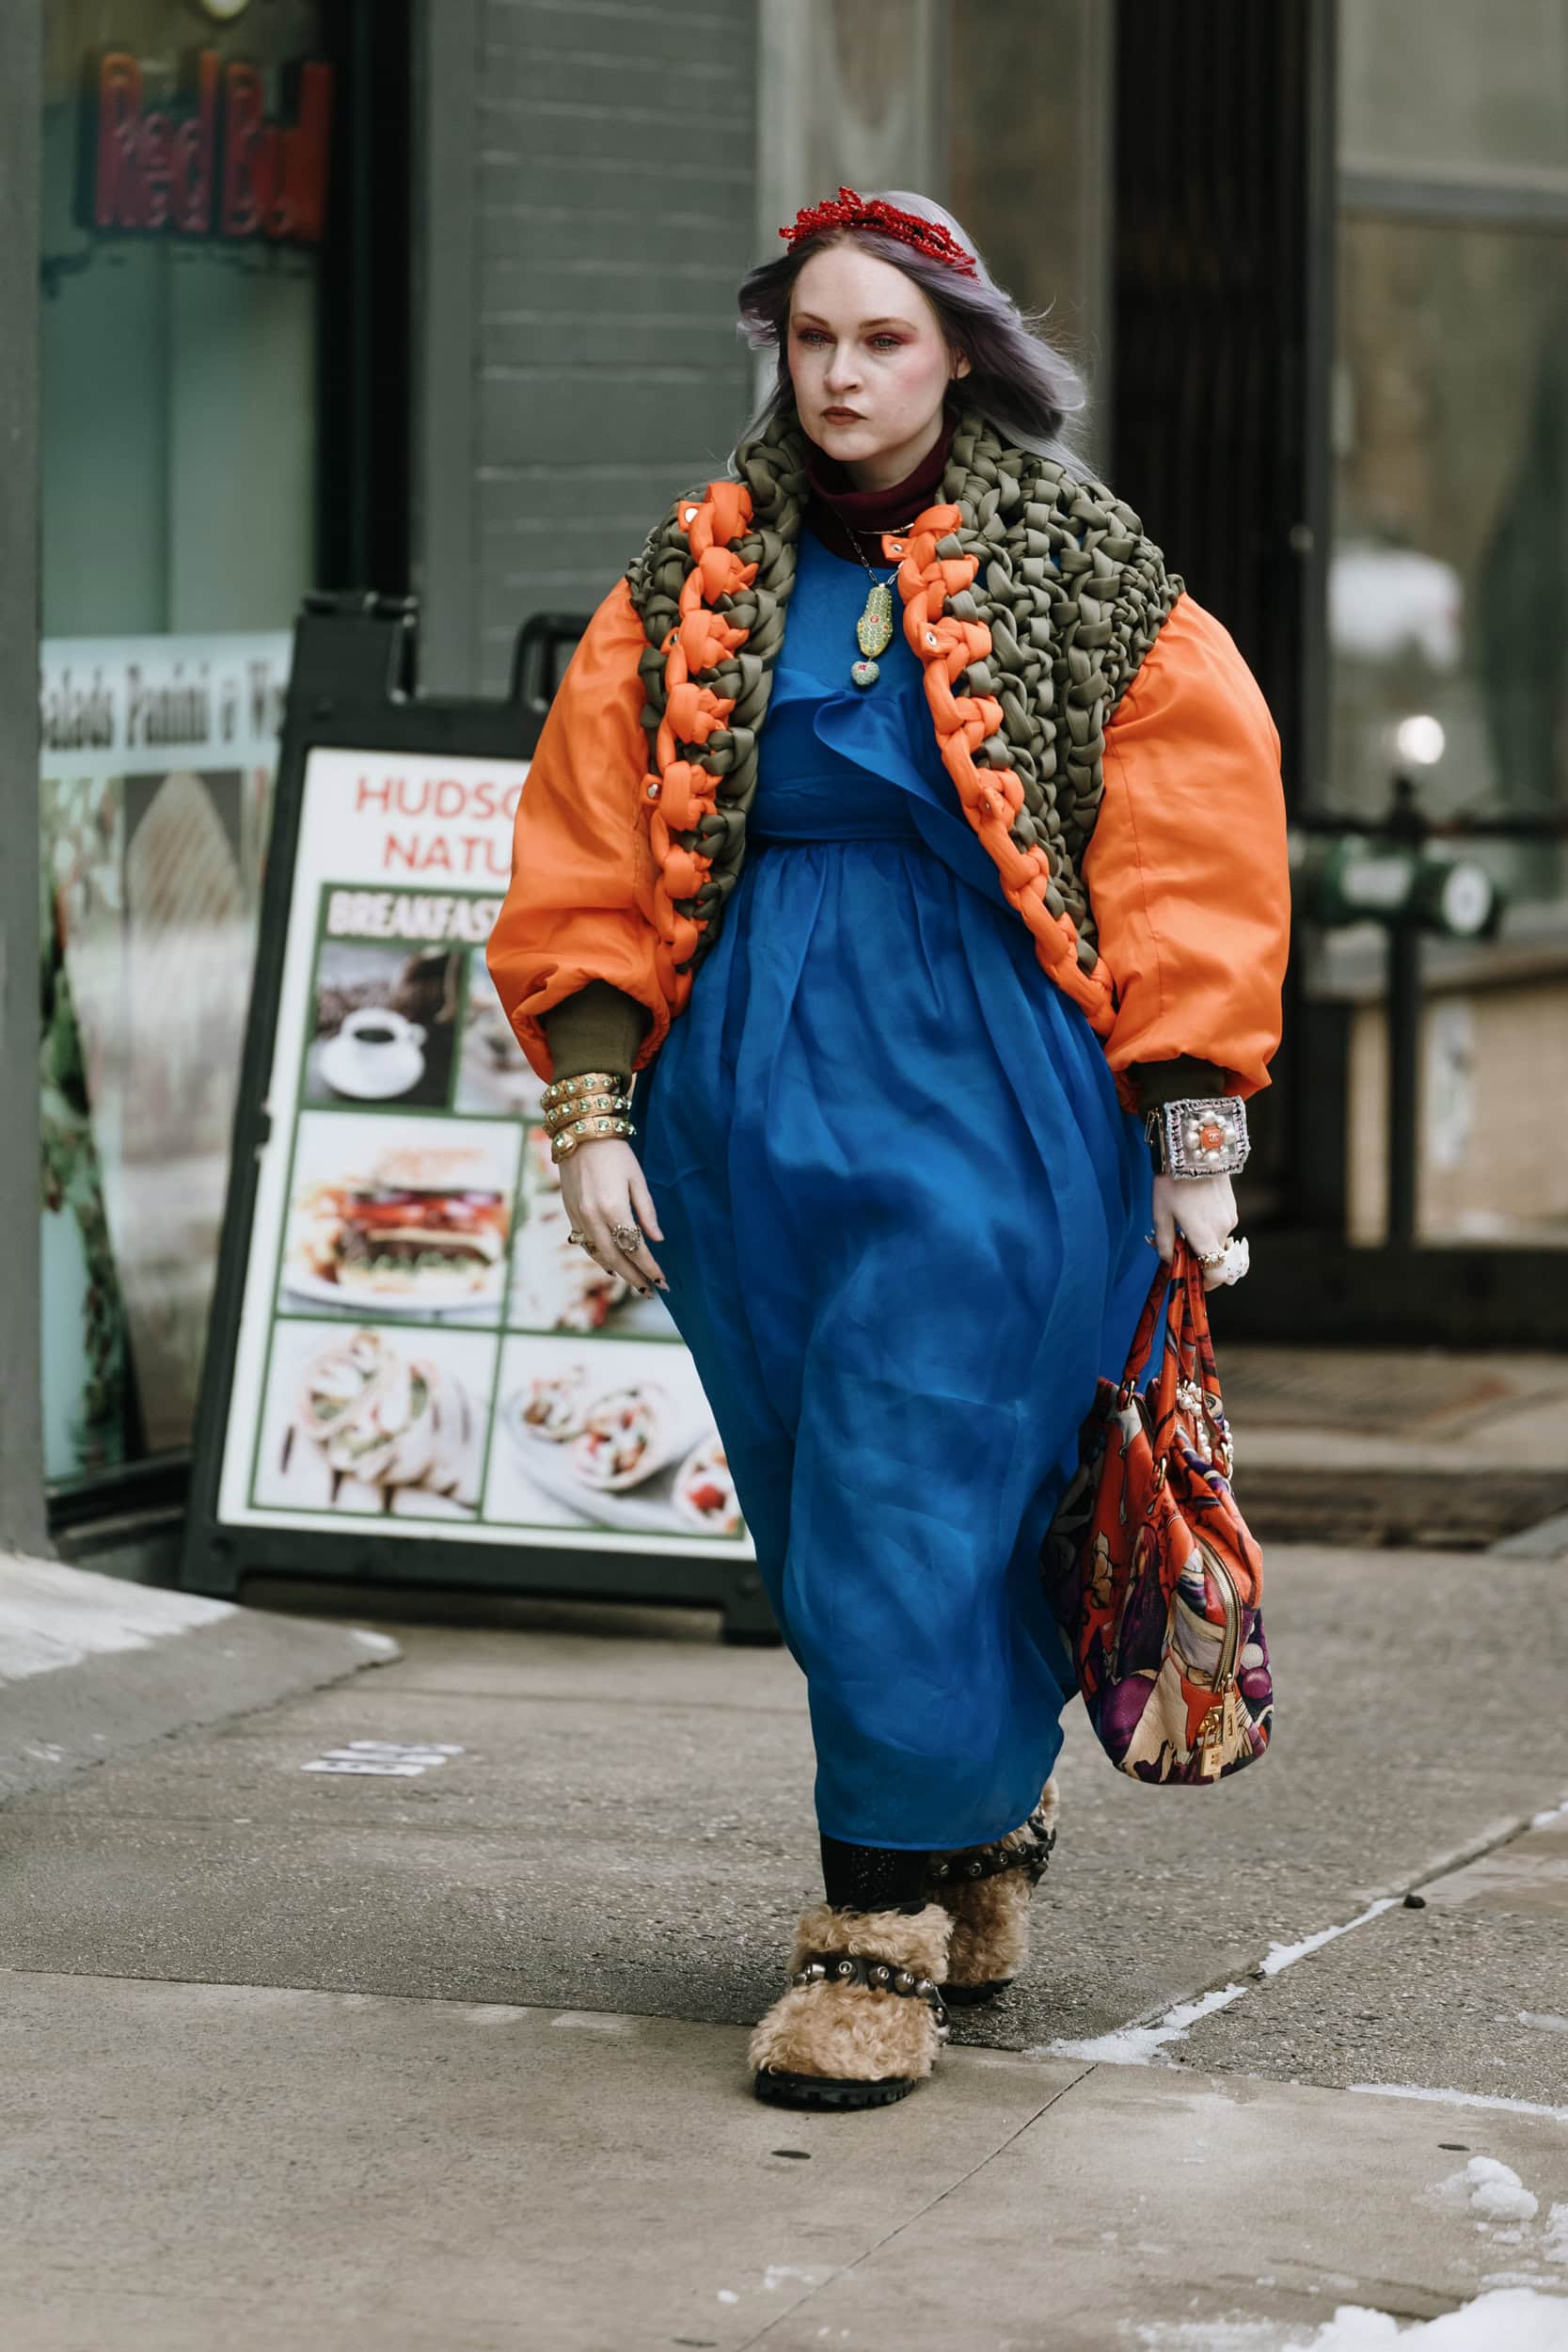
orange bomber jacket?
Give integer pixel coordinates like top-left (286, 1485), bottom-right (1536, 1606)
top-left (487, 489), bottom-right (1290, 1116)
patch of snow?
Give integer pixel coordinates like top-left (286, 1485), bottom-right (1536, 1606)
top-left (1438, 2156), bottom-right (1540, 2224)
top-left (1041, 1981), bottom-right (1247, 2066)
top-left (1129, 2324), bottom-right (1287, 2348)
top-left (1259, 1898), bottom-right (1399, 1976)
top-left (1529, 1795), bottom-right (1568, 1831)
top-left (763, 2265), bottom-right (833, 2293)
top-left (717, 2288), bottom-right (738, 2303)
top-left (0, 1553), bottom-right (232, 1681)
top-left (351, 1629), bottom-right (400, 1658)
top-left (1521, 2013), bottom-right (1568, 2036)
top-left (1132, 2286), bottom-right (1568, 2348)
top-left (1055, 1896), bottom-right (1404, 2069)
top-left (1350, 2083), bottom-right (1568, 2125)
top-left (1546, 2206), bottom-right (1568, 2265)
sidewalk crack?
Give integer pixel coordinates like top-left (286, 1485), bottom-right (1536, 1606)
top-left (732, 2060), bottom-right (1097, 2349)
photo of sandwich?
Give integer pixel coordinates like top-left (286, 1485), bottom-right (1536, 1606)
top-left (282, 1117), bottom-right (518, 1319)
top-left (252, 1323), bottom-right (489, 1519)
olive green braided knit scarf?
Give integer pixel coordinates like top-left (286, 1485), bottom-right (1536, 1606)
top-left (623, 400), bottom-right (1181, 985)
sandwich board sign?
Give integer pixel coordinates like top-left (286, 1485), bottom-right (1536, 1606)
top-left (181, 596), bottom-right (771, 1640)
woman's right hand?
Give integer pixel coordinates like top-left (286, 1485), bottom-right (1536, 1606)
top-left (557, 1138), bottom-right (668, 1297)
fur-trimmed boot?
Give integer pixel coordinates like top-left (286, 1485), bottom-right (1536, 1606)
top-left (925, 1776), bottom-right (1059, 2005)
top-left (749, 1901), bottom-right (954, 2110)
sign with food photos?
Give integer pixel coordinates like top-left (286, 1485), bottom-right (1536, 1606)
top-left (196, 723), bottom-right (751, 1580)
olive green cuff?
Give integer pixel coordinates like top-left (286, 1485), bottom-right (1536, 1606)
top-left (539, 980), bottom-right (650, 1082)
top-left (1129, 1056), bottom-right (1229, 1111)
top-left (541, 994), bottom-right (1224, 1109)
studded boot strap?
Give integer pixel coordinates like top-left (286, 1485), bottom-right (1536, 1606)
top-left (925, 1798), bottom-right (1058, 1892)
top-left (790, 1951), bottom-right (950, 2033)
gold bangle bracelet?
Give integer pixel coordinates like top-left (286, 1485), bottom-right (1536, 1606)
top-left (542, 1091), bottom-right (630, 1135)
top-left (549, 1116), bottom-right (637, 1163)
top-left (540, 1070), bottom-right (631, 1111)
top-left (550, 1111), bottom-right (630, 1137)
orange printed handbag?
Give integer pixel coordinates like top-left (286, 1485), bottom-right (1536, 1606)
top-left (1041, 1238), bottom-right (1274, 1784)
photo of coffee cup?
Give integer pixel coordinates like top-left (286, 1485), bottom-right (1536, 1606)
top-left (319, 1006), bottom-right (429, 1101)
top-left (306, 939), bottom-right (464, 1112)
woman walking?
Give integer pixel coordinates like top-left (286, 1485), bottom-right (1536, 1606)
top-left (487, 188), bottom-right (1290, 2111)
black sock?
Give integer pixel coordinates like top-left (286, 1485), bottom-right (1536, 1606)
top-left (818, 1834), bottom-right (928, 1914)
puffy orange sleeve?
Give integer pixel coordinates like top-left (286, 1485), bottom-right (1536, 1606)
top-left (1083, 592), bottom-right (1290, 1101)
top-left (486, 576), bottom-right (669, 1083)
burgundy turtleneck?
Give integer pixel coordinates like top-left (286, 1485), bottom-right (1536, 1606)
top-left (800, 401), bottom-right (958, 564)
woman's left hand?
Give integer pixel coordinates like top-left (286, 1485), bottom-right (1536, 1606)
top-left (1151, 1172), bottom-right (1237, 1289)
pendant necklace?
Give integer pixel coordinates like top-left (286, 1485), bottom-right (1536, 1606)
top-left (845, 517), bottom-right (914, 689)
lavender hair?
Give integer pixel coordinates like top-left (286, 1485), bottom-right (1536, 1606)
top-left (733, 188), bottom-right (1092, 468)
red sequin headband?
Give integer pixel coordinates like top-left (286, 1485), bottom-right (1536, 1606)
top-left (778, 186), bottom-right (978, 279)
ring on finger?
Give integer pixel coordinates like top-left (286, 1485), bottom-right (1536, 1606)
top-left (610, 1220), bottom-right (641, 1253)
top-left (1198, 1236), bottom-right (1250, 1285)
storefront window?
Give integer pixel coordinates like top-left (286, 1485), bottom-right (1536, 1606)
top-left (1330, 0), bottom-right (1568, 907)
top-left (1328, 0), bottom-right (1568, 1248)
top-left (1338, 0), bottom-right (1568, 183)
top-left (40, 0), bottom-right (333, 1482)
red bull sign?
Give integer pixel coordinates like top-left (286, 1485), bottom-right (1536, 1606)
top-left (84, 47), bottom-right (333, 246)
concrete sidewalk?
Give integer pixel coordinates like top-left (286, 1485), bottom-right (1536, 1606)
top-left (3, 1545), bottom-right (1567, 2348)
top-left (1221, 1345), bottom-right (1568, 1552)
top-left (0, 1550), bottom-right (400, 1803)
top-left (5, 1970), bottom-right (1565, 2352)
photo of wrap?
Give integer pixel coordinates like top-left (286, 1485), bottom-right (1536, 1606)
top-left (514, 1360), bottom-right (596, 1440)
top-left (673, 1437), bottom-right (742, 1538)
top-left (251, 1323), bottom-right (496, 1518)
top-left (569, 1382), bottom-right (706, 1491)
top-left (484, 1338), bottom-right (745, 1541)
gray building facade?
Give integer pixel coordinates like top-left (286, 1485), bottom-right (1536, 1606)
top-left (418, 0), bottom-right (762, 694)
top-left (8, 0), bottom-right (1567, 1553)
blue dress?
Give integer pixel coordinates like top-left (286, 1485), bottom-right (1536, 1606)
top-left (638, 529), bottom-right (1159, 1851)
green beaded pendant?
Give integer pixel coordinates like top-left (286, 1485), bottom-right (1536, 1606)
top-left (851, 578), bottom-right (894, 689)
top-left (856, 580), bottom-right (894, 656)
